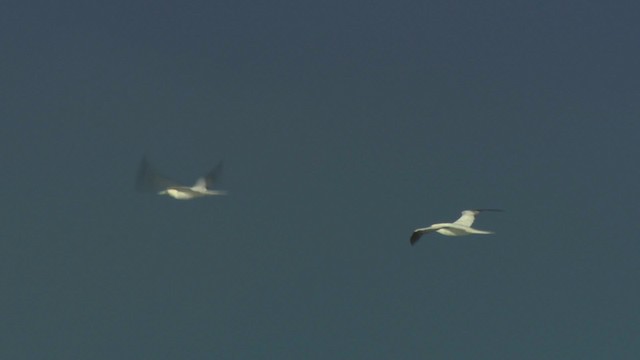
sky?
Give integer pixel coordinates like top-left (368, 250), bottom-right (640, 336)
top-left (2, 0), bottom-right (640, 358)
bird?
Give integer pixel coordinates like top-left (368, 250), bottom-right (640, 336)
top-left (410, 209), bottom-right (502, 246)
top-left (135, 157), bottom-right (227, 200)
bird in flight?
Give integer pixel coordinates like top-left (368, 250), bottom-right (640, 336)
top-left (410, 209), bottom-right (502, 246)
top-left (135, 157), bottom-right (227, 200)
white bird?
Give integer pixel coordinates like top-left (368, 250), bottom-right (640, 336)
top-left (410, 209), bottom-right (502, 246)
top-left (135, 157), bottom-right (227, 200)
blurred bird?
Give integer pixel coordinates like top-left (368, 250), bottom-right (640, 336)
top-left (135, 157), bottom-right (227, 200)
top-left (410, 209), bottom-right (502, 246)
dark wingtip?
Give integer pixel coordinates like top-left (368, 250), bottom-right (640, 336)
top-left (410, 232), bottom-right (421, 246)
top-left (135, 156), bottom-right (151, 192)
top-left (205, 161), bottom-right (224, 183)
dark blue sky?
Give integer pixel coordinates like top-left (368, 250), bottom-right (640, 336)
top-left (2, 1), bottom-right (640, 358)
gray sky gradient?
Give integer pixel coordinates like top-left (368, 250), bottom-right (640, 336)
top-left (2, 1), bottom-right (640, 358)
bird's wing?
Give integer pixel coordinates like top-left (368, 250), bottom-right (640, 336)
top-left (410, 227), bottom-right (436, 245)
top-left (203, 161), bottom-right (224, 189)
top-left (453, 210), bottom-right (477, 227)
top-left (453, 209), bottom-right (503, 226)
top-left (135, 157), bottom-right (182, 193)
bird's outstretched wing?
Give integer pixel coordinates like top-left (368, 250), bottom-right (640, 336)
top-left (453, 210), bottom-right (477, 227)
top-left (453, 209), bottom-right (503, 227)
top-left (410, 227), bottom-right (436, 245)
top-left (135, 157), bottom-right (182, 193)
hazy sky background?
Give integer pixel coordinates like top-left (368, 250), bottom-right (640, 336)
top-left (2, 0), bottom-right (640, 358)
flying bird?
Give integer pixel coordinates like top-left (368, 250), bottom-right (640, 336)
top-left (410, 209), bottom-right (502, 246)
top-left (135, 157), bottom-right (227, 200)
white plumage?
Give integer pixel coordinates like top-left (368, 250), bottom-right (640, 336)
top-left (135, 157), bottom-right (227, 200)
top-left (410, 209), bottom-right (502, 245)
